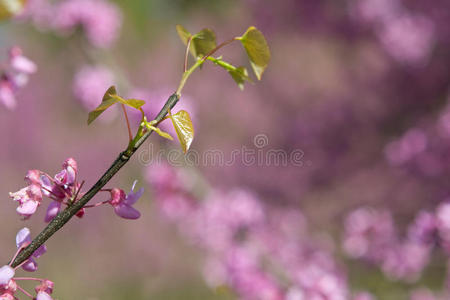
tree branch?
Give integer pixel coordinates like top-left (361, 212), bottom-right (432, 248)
top-left (10, 93), bottom-right (180, 268)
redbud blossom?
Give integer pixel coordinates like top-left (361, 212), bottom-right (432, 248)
top-left (16, 228), bottom-right (47, 272)
top-left (9, 185), bottom-right (42, 219)
top-left (0, 266), bottom-right (14, 286)
top-left (109, 181), bottom-right (143, 220)
top-left (8, 46), bottom-right (37, 74)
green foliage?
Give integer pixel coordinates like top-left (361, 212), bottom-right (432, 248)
top-left (237, 26), bottom-right (271, 80)
top-left (87, 86), bottom-right (145, 125)
top-left (176, 25), bottom-right (217, 58)
top-left (168, 109), bottom-right (195, 153)
top-left (208, 57), bottom-right (252, 90)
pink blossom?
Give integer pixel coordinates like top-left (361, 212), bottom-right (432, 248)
top-left (36, 291), bottom-right (53, 300)
top-left (9, 185), bottom-right (42, 219)
top-left (35, 280), bottom-right (54, 295)
top-left (15, 228), bottom-right (47, 272)
top-left (0, 266), bottom-right (14, 285)
top-left (8, 46), bottom-right (37, 74)
top-left (44, 201), bottom-right (62, 223)
top-left (378, 14), bottom-right (435, 65)
top-left (52, 0), bottom-right (122, 48)
top-left (0, 78), bottom-right (16, 110)
top-left (109, 181), bottom-right (143, 220)
top-left (54, 157), bottom-right (77, 186)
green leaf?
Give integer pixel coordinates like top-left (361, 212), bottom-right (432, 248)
top-left (175, 25), bottom-right (217, 59)
top-left (229, 67), bottom-right (249, 91)
top-left (111, 95), bottom-right (146, 109)
top-left (238, 26), bottom-right (270, 80)
top-left (0, 0), bottom-right (25, 20)
top-left (176, 24), bottom-right (191, 45)
top-left (87, 98), bottom-right (118, 125)
top-left (87, 86), bottom-right (119, 125)
top-left (87, 86), bottom-right (146, 125)
top-left (191, 28), bottom-right (216, 58)
top-left (208, 57), bottom-right (252, 90)
top-left (169, 110), bottom-right (194, 153)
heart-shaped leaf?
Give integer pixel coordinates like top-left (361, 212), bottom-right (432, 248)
top-left (191, 28), bottom-right (216, 58)
top-left (176, 24), bottom-right (191, 45)
top-left (238, 26), bottom-right (270, 80)
top-left (88, 86), bottom-right (146, 125)
top-left (209, 57), bottom-right (252, 90)
top-left (176, 25), bottom-right (217, 59)
top-left (229, 66), bottom-right (250, 91)
top-left (87, 86), bottom-right (119, 125)
top-left (169, 110), bottom-right (194, 153)
top-left (111, 95), bottom-right (146, 109)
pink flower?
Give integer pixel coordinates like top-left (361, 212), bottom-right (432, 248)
top-left (0, 266), bottom-right (14, 286)
top-left (109, 181), bottom-right (143, 219)
top-left (52, 0), bottom-right (122, 48)
top-left (44, 201), bottom-right (62, 223)
top-left (15, 228), bottom-right (47, 272)
top-left (35, 280), bottom-right (54, 295)
top-left (9, 185), bottom-right (42, 219)
top-left (36, 291), bottom-right (53, 300)
top-left (0, 78), bottom-right (16, 110)
top-left (54, 157), bottom-right (77, 186)
top-left (377, 14), bottom-right (435, 65)
top-left (8, 46), bottom-right (37, 74)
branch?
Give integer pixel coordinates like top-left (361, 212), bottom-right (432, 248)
top-left (10, 93), bottom-right (180, 268)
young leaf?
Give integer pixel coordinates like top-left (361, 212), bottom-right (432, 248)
top-left (238, 26), bottom-right (270, 80)
top-left (0, 0), bottom-right (25, 20)
top-left (191, 28), bottom-right (216, 58)
top-left (208, 57), bottom-right (252, 90)
top-left (87, 86), bottom-right (119, 125)
top-left (169, 110), bottom-right (194, 153)
top-left (175, 25), bottom-right (217, 59)
top-left (176, 24), bottom-right (192, 45)
top-left (229, 67), bottom-right (249, 91)
top-left (111, 95), bottom-right (146, 110)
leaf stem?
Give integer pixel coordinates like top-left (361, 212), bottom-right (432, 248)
top-left (184, 36), bottom-right (192, 73)
top-left (121, 104), bottom-right (133, 143)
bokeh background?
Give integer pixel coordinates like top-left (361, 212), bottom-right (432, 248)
top-left (1, 0), bottom-right (450, 299)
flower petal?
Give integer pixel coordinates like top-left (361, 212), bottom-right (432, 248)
top-left (16, 199), bottom-right (39, 217)
top-left (16, 227), bottom-right (31, 248)
top-left (36, 291), bottom-right (53, 300)
top-left (125, 187), bottom-right (144, 205)
top-left (114, 204), bottom-right (141, 220)
top-left (21, 258), bottom-right (37, 272)
top-left (0, 265), bottom-right (15, 285)
top-left (44, 201), bottom-right (61, 223)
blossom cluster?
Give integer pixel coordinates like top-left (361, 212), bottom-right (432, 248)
top-left (0, 47), bottom-right (37, 110)
top-left (9, 157), bottom-right (143, 221)
top-left (350, 0), bottom-right (435, 65)
top-left (146, 162), bottom-right (372, 300)
top-left (0, 228), bottom-right (53, 299)
top-left (343, 203), bottom-right (450, 299)
top-left (19, 0), bottom-right (122, 49)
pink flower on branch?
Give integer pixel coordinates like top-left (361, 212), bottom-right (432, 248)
top-left (108, 181), bottom-right (143, 220)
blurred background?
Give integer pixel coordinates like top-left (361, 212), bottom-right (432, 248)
top-left (0, 0), bottom-right (450, 299)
